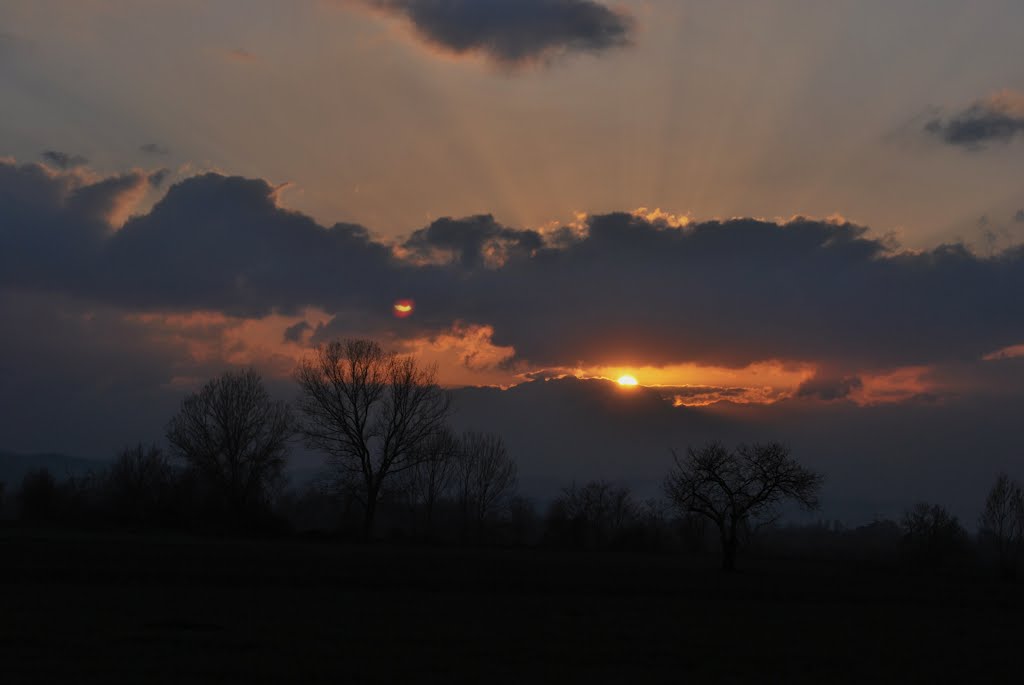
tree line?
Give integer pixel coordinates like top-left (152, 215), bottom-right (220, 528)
top-left (2, 337), bottom-right (1023, 577)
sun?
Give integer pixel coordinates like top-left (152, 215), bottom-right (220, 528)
top-left (617, 375), bottom-right (639, 387)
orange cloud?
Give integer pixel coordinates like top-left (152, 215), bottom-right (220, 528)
top-left (126, 307), bottom-right (332, 381)
top-left (397, 322), bottom-right (520, 387)
top-left (983, 343), bottom-right (1024, 361)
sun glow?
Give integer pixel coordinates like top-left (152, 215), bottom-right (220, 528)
top-left (617, 375), bottom-right (639, 387)
top-left (393, 299), bottom-right (414, 318)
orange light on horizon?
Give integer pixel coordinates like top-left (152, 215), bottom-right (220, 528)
top-left (393, 299), bottom-right (414, 318)
top-left (617, 375), bottom-right (639, 387)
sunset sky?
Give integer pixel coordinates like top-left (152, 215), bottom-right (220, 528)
top-left (2, 0), bottom-right (1024, 519)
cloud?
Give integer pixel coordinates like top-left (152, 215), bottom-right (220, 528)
top-left (147, 168), bottom-right (170, 187)
top-left (455, 212), bottom-right (1024, 371)
top-left (4, 159), bottom-right (1024, 378)
top-left (0, 161), bottom-right (148, 288)
top-left (283, 320), bottom-right (312, 343)
top-left (925, 89), bottom-right (1024, 148)
top-left (1015, 209), bottom-right (1024, 223)
top-left (401, 214), bottom-right (542, 267)
top-left (224, 48), bottom-right (258, 63)
top-left (448, 374), bottom-right (1024, 522)
top-left (40, 150), bottom-right (89, 169)
top-left (139, 143), bottom-right (169, 156)
top-left (359, 0), bottom-right (633, 66)
top-left (796, 374), bottom-right (863, 401)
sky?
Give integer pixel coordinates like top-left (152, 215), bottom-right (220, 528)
top-left (2, 0), bottom-right (1024, 521)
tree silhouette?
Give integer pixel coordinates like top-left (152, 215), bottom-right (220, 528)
top-left (106, 443), bottom-right (173, 523)
top-left (901, 502), bottom-right (968, 568)
top-left (664, 441), bottom-right (823, 571)
top-left (295, 339), bottom-right (451, 539)
top-left (550, 480), bottom-right (636, 549)
top-left (18, 468), bottom-right (58, 522)
top-left (397, 427), bottom-right (460, 535)
top-left (166, 369), bottom-right (292, 522)
top-left (455, 432), bottom-right (518, 538)
top-left (979, 473), bottom-right (1024, 578)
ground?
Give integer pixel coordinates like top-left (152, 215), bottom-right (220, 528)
top-left (1, 527), bottom-right (1022, 683)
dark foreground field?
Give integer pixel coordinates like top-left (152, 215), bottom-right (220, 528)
top-left (2, 528), bottom-right (1022, 684)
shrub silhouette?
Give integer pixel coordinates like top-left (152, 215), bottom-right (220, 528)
top-left (18, 468), bottom-right (58, 522)
top-left (546, 480), bottom-right (636, 550)
top-left (900, 502), bottom-right (969, 569)
top-left (105, 443), bottom-right (174, 525)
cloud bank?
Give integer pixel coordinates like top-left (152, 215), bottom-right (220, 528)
top-left (3, 159), bottom-right (1024, 380)
top-left (359, 0), bottom-right (633, 66)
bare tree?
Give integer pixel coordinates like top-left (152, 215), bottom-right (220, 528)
top-left (294, 339), bottom-right (451, 539)
top-left (901, 502), bottom-right (968, 568)
top-left (664, 441), bottom-right (823, 571)
top-left (106, 443), bottom-right (173, 523)
top-left (398, 427), bottom-right (460, 533)
top-left (455, 432), bottom-right (518, 537)
top-left (166, 369), bottom-right (292, 520)
top-left (979, 473), bottom-right (1024, 578)
top-left (552, 480), bottom-right (637, 549)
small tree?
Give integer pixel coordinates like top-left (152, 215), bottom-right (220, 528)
top-left (455, 432), bottom-right (518, 538)
top-left (664, 441), bottom-right (823, 571)
top-left (295, 339), bottom-right (451, 539)
top-left (18, 468), bottom-right (58, 522)
top-left (106, 443), bottom-right (173, 524)
top-left (166, 369), bottom-right (292, 522)
top-left (397, 427), bottom-right (460, 535)
top-left (901, 502), bottom-right (968, 569)
top-left (549, 480), bottom-right (636, 549)
top-left (979, 473), bottom-right (1024, 578)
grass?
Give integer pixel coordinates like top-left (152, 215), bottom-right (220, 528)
top-left (1, 527), bottom-right (1023, 683)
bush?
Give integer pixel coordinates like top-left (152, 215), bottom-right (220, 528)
top-left (900, 503), bottom-right (969, 569)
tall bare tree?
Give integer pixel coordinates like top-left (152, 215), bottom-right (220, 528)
top-left (664, 441), bottom-right (823, 571)
top-left (979, 473), bottom-right (1024, 578)
top-left (398, 427), bottom-right (460, 533)
top-left (166, 369), bottom-right (292, 519)
top-left (455, 431), bottom-right (518, 537)
top-left (294, 339), bottom-right (451, 538)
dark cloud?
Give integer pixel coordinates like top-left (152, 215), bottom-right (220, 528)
top-left (0, 161), bottom-right (147, 288)
top-left (450, 374), bottom-right (1024, 523)
top-left (796, 374), bottom-right (863, 401)
top-left (1015, 209), bottom-right (1024, 223)
top-left (4, 160), bottom-right (1024, 374)
top-left (283, 320), bottom-right (312, 343)
top-left (40, 150), bottom-right (89, 169)
top-left (139, 143), bottom-right (169, 156)
top-left (402, 214), bottom-right (542, 268)
top-left (925, 90), bottom-right (1024, 148)
top-left (362, 0), bottom-right (632, 66)
top-left (101, 173), bottom-right (402, 317)
top-left (458, 213), bottom-right (1024, 370)
top-left (148, 168), bottom-right (170, 187)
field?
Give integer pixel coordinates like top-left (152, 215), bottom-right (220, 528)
top-left (2, 527), bottom-right (1023, 683)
